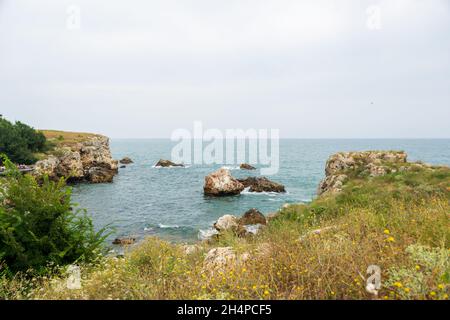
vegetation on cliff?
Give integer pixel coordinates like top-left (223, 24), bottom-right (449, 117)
top-left (0, 117), bottom-right (48, 164)
top-left (0, 157), bottom-right (108, 278)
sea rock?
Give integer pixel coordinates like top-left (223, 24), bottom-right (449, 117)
top-left (318, 151), bottom-right (408, 196)
top-left (204, 168), bottom-right (245, 196)
top-left (34, 134), bottom-right (118, 183)
top-left (112, 237), bottom-right (136, 245)
top-left (119, 157), bottom-right (133, 164)
top-left (88, 165), bottom-right (117, 183)
top-left (240, 163), bottom-right (256, 170)
top-left (154, 159), bottom-right (184, 167)
top-left (238, 177), bottom-right (286, 193)
top-left (239, 208), bottom-right (267, 226)
top-left (214, 214), bottom-right (239, 232)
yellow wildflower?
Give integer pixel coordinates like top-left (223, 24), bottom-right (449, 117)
top-left (438, 284), bottom-right (445, 290)
top-left (430, 291), bottom-right (436, 297)
top-left (393, 282), bottom-right (403, 288)
top-left (386, 236), bottom-right (395, 242)
top-left (383, 229), bottom-right (390, 235)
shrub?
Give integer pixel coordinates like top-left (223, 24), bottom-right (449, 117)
top-left (0, 117), bottom-right (48, 164)
top-left (0, 156), bottom-right (108, 275)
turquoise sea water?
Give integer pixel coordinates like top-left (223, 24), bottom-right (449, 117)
top-left (71, 139), bottom-right (450, 244)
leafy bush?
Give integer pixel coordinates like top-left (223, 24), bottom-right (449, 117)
top-left (0, 157), bottom-right (108, 275)
top-left (0, 116), bottom-right (48, 164)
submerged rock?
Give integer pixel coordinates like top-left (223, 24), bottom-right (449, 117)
top-left (238, 177), bottom-right (286, 193)
top-left (112, 237), bottom-right (136, 245)
top-left (154, 159), bottom-right (184, 167)
top-left (119, 157), bottom-right (134, 164)
top-left (204, 168), bottom-right (245, 196)
top-left (240, 163), bottom-right (256, 170)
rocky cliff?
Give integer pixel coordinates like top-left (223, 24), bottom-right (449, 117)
top-left (33, 133), bottom-right (118, 183)
top-left (318, 151), bottom-right (410, 195)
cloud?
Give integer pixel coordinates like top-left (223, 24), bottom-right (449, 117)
top-left (0, 0), bottom-right (449, 138)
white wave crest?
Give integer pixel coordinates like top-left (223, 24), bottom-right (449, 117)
top-left (198, 228), bottom-right (219, 241)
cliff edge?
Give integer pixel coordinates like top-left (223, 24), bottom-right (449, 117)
top-left (33, 130), bottom-right (118, 183)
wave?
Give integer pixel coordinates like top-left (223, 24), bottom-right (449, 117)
top-left (158, 223), bottom-right (180, 229)
top-left (198, 227), bottom-right (219, 241)
top-left (241, 187), bottom-right (290, 196)
top-left (152, 165), bottom-right (191, 169)
top-left (221, 166), bottom-right (240, 170)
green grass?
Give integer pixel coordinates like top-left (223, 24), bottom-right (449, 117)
top-left (1, 162), bottom-right (449, 300)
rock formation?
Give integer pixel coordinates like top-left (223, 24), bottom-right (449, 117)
top-left (33, 135), bottom-right (118, 183)
top-left (119, 157), bottom-right (134, 164)
top-left (204, 168), bottom-right (245, 196)
top-left (211, 209), bottom-right (267, 239)
top-left (318, 151), bottom-right (408, 195)
top-left (240, 163), bottom-right (256, 170)
top-left (239, 208), bottom-right (267, 226)
top-left (112, 237), bottom-right (136, 245)
top-left (238, 177), bottom-right (286, 193)
top-left (154, 159), bottom-right (184, 167)
top-left (214, 214), bottom-right (240, 232)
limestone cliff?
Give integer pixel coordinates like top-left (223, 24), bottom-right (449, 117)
top-left (33, 132), bottom-right (118, 183)
top-left (318, 151), bottom-right (409, 195)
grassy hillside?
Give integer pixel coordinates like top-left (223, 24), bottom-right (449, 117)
top-left (1, 157), bottom-right (449, 300)
top-left (40, 130), bottom-right (102, 149)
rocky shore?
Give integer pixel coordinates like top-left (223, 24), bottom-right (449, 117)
top-left (33, 133), bottom-right (118, 183)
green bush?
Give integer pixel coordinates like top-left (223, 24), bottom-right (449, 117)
top-left (0, 117), bottom-right (48, 164)
top-left (0, 157), bottom-right (108, 275)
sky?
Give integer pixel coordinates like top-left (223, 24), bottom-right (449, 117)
top-left (0, 0), bottom-right (449, 138)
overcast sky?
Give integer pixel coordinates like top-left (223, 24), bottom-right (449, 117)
top-left (0, 0), bottom-right (449, 138)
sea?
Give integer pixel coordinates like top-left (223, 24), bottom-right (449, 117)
top-left (70, 139), bottom-right (450, 245)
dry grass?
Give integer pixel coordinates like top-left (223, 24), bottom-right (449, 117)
top-left (40, 130), bottom-right (103, 149)
top-left (1, 165), bottom-right (449, 300)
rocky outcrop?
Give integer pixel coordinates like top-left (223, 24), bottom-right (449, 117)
top-left (34, 135), bottom-right (118, 183)
top-left (239, 208), bottom-right (267, 226)
top-left (112, 237), bottom-right (136, 245)
top-left (240, 163), bottom-right (256, 170)
top-left (154, 159), bottom-right (184, 167)
top-left (238, 177), bottom-right (286, 193)
top-left (204, 168), bottom-right (245, 196)
top-left (214, 214), bottom-right (240, 233)
top-left (211, 209), bottom-right (267, 239)
top-left (203, 247), bottom-right (250, 273)
top-left (119, 157), bottom-right (133, 164)
top-left (318, 151), bottom-right (408, 195)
